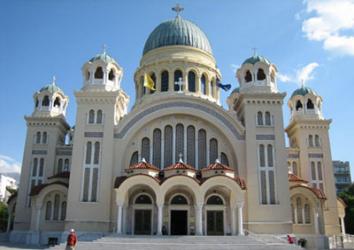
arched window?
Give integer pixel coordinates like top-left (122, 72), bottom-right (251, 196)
top-left (86, 71), bottom-right (90, 81)
top-left (141, 137), bottom-right (150, 162)
top-left (220, 152), bottom-right (229, 166)
top-left (171, 195), bottom-right (188, 205)
top-left (42, 132), bottom-right (47, 144)
top-left (187, 126), bottom-right (195, 166)
top-left (311, 161), bottom-right (316, 180)
top-left (315, 135), bottom-right (320, 147)
top-left (210, 78), bottom-right (215, 98)
top-left (188, 71), bottom-right (196, 92)
top-left (292, 162), bottom-right (298, 176)
top-left (85, 142), bottom-right (92, 164)
top-left (161, 71), bottom-right (169, 92)
top-left (94, 67), bottom-right (103, 79)
top-left (174, 70), bottom-right (183, 91)
top-left (265, 112), bottom-right (271, 126)
top-left (257, 68), bottom-right (266, 80)
top-left (53, 194), bottom-right (60, 220)
top-left (36, 132), bottom-right (41, 144)
top-left (304, 203), bottom-right (311, 224)
top-left (198, 129), bottom-right (207, 168)
top-left (209, 138), bottom-right (218, 163)
top-left (296, 197), bottom-right (303, 224)
top-left (57, 159), bottom-right (63, 173)
top-left (64, 159), bottom-right (69, 171)
top-left (291, 204), bottom-right (295, 223)
top-left (267, 145), bottom-right (273, 167)
top-left (309, 135), bottom-right (314, 147)
top-left (245, 70), bottom-right (252, 82)
top-left (60, 201), bottom-right (67, 221)
top-left (108, 69), bottom-right (115, 81)
top-left (135, 194), bottom-right (152, 204)
top-left (175, 124), bottom-right (184, 161)
top-left (54, 97), bottom-right (61, 107)
top-left (207, 195), bottom-right (224, 205)
top-left (150, 73), bottom-right (156, 94)
top-left (153, 129), bottom-right (162, 168)
top-left (32, 158), bottom-right (38, 177)
top-left (296, 100), bottom-right (303, 111)
top-left (259, 144), bottom-right (265, 167)
top-left (42, 95), bottom-right (50, 106)
top-left (96, 110), bottom-right (103, 124)
top-left (130, 151), bottom-right (139, 166)
top-left (257, 112), bottom-right (263, 125)
top-left (164, 126), bottom-right (173, 167)
top-left (94, 142), bottom-right (100, 164)
top-left (201, 74), bottom-right (207, 95)
top-left (317, 162), bottom-right (323, 181)
top-left (39, 158), bottom-right (44, 177)
top-left (35, 98), bottom-right (39, 107)
top-left (45, 201), bottom-right (52, 220)
top-left (88, 110), bottom-right (95, 124)
top-left (307, 99), bottom-right (314, 109)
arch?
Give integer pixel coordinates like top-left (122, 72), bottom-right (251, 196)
top-left (160, 176), bottom-right (200, 204)
top-left (42, 96), bottom-right (50, 106)
top-left (130, 151), bottom-right (139, 166)
top-left (36, 132), bottom-right (41, 144)
top-left (161, 70), bottom-right (169, 92)
top-left (307, 99), bottom-right (314, 109)
top-left (45, 201), bottom-right (52, 220)
top-left (135, 194), bottom-right (153, 204)
top-left (174, 70), bottom-right (183, 91)
top-left (175, 124), bottom-right (184, 160)
top-left (153, 129), bottom-right (162, 168)
top-left (170, 194), bottom-right (189, 205)
top-left (42, 132), bottom-right (47, 144)
top-left (245, 70), bottom-right (252, 82)
top-left (209, 138), bottom-right (218, 163)
top-left (257, 68), bottom-right (266, 80)
top-left (220, 153), bottom-right (229, 166)
top-left (88, 109), bottom-right (95, 124)
top-left (94, 67), bottom-right (103, 79)
top-left (206, 195), bottom-right (224, 205)
top-left (53, 97), bottom-right (61, 107)
top-left (187, 125), bottom-right (195, 166)
top-left (85, 141), bottom-right (92, 164)
top-left (257, 111), bottom-right (263, 125)
top-left (96, 110), bottom-right (103, 124)
top-left (201, 74), bottom-right (207, 95)
top-left (57, 159), bottom-right (63, 174)
top-left (188, 71), bottom-right (196, 92)
top-left (34, 183), bottom-right (68, 209)
top-left (296, 100), bottom-right (303, 111)
top-left (265, 112), bottom-right (271, 126)
top-left (108, 69), bottom-right (115, 81)
top-left (141, 137), bottom-right (150, 162)
top-left (164, 125), bottom-right (173, 167)
top-left (198, 129), bottom-right (207, 168)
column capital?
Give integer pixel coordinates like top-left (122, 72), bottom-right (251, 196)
top-left (236, 201), bottom-right (244, 208)
top-left (194, 202), bottom-right (204, 208)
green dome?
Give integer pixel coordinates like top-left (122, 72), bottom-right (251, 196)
top-left (291, 86), bottom-right (317, 98)
top-left (89, 52), bottom-right (116, 64)
top-left (231, 87), bottom-right (240, 95)
top-left (39, 84), bottom-right (63, 94)
top-left (143, 16), bottom-right (212, 55)
top-left (242, 55), bottom-right (271, 65)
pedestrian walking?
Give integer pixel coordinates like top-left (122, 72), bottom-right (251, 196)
top-left (66, 229), bottom-right (77, 250)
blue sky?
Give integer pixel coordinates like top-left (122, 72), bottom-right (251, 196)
top-left (0, 0), bottom-right (353, 179)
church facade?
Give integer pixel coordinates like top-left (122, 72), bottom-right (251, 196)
top-left (8, 10), bottom-right (345, 247)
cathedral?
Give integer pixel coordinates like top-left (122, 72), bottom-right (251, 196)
top-left (8, 7), bottom-right (346, 249)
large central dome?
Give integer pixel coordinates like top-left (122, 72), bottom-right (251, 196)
top-left (143, 16), bottom-right (212, 55)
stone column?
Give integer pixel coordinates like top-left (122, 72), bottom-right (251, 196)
top-left (237, 202), bottom-right (244, 236)
top-left (157, 204), bottom-right (164, 235)
top-left (35, 206), bottom-right (41, 231)
top-left (195, 203), bottom-right (203, 235)
top-left (230, 206), bottom-right (237, 235)
top-left (169, 70), bottom-right (174, 92)
top-left (313, 207), bottom-right (319, 235)
top-left (116, 204), bottom-right (123, 234)
top-left (196, 74), bottom-right (201, 96)
top-left (340, 217), bottom-right (346, 235)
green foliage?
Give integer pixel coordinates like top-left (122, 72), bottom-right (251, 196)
top-left (339, 183), bottom-right (354, 234)
top-left (0, 202), bottom-right (8, 232)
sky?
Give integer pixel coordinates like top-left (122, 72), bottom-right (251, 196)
top-left (0, 0), bottom-right (354, 181)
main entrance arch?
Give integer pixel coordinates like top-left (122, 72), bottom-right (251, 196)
top-left (169, 194), bottom-right (190, 235)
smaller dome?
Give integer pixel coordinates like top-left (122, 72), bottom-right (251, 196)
top-left (39, 83), bottom-right (63, 95)
top-left (89, 52), bottom-right (117, 64)
top-left (242, 55), bottom-right (271, 65)
top-left (291, 86), bottom-right (317, 98)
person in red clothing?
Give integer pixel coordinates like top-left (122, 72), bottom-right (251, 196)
top-left (66, 229), bottom-right (77, 250)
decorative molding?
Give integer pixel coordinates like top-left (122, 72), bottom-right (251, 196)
top-left (32, 150), bottom-right (47, 155)
top-left (84, 132), bottom-right (104, 138)
top-left (114, 102), bottom-right (245, 140)
top-left (256, 134), bottom-right (275, 140)
top-left (56, 150), bottom-right (72, 156)
top-left (288, 153), bottom-right (299, 159)
top-left (308, 153), bottom-right (323, 158)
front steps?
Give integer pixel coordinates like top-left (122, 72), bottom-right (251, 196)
top-left (50, 235), bottom-right (301, 250)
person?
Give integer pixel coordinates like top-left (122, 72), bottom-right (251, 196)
top-left (66, 229), bottom-right (77, 250)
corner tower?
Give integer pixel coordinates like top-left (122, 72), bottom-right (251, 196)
top-left (228, 54), bottom-right (292, 233)
top-left (285, 86), bottom-right (340, 235)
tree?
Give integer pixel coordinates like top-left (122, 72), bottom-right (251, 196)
top-left (0, 202), bottom-right (8, 232)
top-left (339, 184), bottom-right (354, 234)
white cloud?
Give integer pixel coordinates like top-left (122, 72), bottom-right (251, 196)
top-left (302, 0), bottom-right (354, 56)
top-left (0, 155), bottom-right (21, 174)
top-left (277, 62), bottom-right (319, 85)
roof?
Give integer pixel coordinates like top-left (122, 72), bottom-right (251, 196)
top-left (143, 16), bottom-right (212, 55)
top-left (47, 171), bottom-right (70, 179)
top-left (89, 52), bottom-right (117, 64)
top-left (30, 181), bottom-right (68, 196)
top-left (288, 173), bottom-right (308, 183)
top-left (127, 161), bottom-right (160, 171)
top-left (242, 55), bottom-right (271, 65)
top-left (290, 184), bottom-right (326, 200)
top-left (291, 86), bottom-right (318, 98)
top-left (39, 83), bottom-right (64, 94)
top-left (202, 162), bottom-right (234, 171)
top-left (164, 161), bottom-right (196, 171)
top-left (231, 87), bottom-right (240, 95)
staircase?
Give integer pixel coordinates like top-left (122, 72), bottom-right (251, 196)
top-left (50, 235), bottom-right (302, 250)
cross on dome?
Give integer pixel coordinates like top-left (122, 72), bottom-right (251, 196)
top-left (252, 47), bottom-right (258, 57)
top-left (52, 75), bottom-right (56, 85)
top-left (102, 44), bottom-right (107, 55)
top-left (172, 4), bottom-right (184, 16)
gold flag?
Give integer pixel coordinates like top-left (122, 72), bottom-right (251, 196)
top-left (144, 74), bottom-right (156, 91)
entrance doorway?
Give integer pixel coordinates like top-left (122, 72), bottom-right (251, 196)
top-left (134, 209), bottom-right (152, 235)
top-left (207, 210), bottom-right (224, 235)
top-left (170, 210), bottom-right (188, 235)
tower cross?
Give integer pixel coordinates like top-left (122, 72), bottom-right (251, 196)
top-left (102, 44), bottom-right (107, 55)
top-left (52, 75), bottom-right (56, 85)
top-left (252, 47), bottom-right (258, 56)
top-left (172, 4), bottom-right (184, 16)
